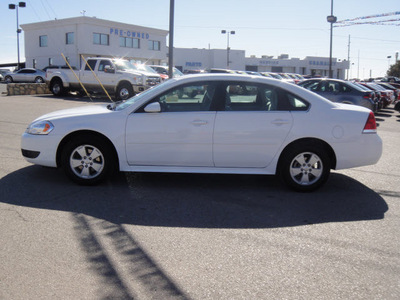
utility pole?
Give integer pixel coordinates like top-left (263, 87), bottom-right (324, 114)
top-left (168, 0), bottom-right (174, 79)
top-left (347, 35), bottom-right (350, 80)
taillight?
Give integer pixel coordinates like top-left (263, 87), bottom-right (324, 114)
top-left (363, 111), bottom-right (377, 133)
top-left (363, 92), bottom-right (372, 99)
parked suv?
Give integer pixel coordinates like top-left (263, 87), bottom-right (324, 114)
top-left (298, 78), bottom-right (376, 111)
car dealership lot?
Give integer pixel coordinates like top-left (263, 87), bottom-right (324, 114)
top-left (1, 88), bottom-right (399, 299)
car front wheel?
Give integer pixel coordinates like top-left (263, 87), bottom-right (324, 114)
top-left (61, 135), bottom-right (115, 185)
top-left (4, 76), bottom-right (13, 83)
top-left (279, 142), bottom-right (331, 192)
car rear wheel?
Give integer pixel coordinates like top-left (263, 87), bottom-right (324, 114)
top-left (35, 76), bottom-right (44, 83)
top-left (50, 79), bottom-right (65, 96)
top-left (61, 135), bottom-right (115, 185)
top-left (116, 83), bottom-right (134, 100)
top-left (279, 142), bottom-right (331, 192)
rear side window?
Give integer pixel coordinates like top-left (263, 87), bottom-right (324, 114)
top-left (84, 60), bottom-right (97, 71)
top-left (223, 83), bottom-right (309, 111)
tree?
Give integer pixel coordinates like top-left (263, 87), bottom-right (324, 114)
top-left (387, 60), bottom-right (400, 77)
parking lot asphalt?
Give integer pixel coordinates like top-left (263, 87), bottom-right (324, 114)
top-left (0, 85), bottom-right (399, 299)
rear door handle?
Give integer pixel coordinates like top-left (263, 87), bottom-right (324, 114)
top-left (192, 120), bottom-right (208, 126)
top-left (271, 119), bottom-right (290, 126)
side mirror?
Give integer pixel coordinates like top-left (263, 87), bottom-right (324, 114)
top-left (104, 65), bottom-right (115, 73)
top-left (144, 102), bottom-right (161, 113)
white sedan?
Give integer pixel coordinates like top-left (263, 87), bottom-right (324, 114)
top-left (21, 74), bottom-right (382, 191)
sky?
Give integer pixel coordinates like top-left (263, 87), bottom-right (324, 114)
top-left (1, 0), bottom-right (399, 78)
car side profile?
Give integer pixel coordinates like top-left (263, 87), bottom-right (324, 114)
top-left (298, 78), bottom-right (376, 111)
top-left (4, 68), bottom-right (45, 83)
top-left (21, 74), bottom-right (382, 191)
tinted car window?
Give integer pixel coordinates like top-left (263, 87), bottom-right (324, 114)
top-left (156, 82), bottom-right (216, 112)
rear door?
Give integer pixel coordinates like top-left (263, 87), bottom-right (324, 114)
top-left (213, 82), bottom-right (294, 168)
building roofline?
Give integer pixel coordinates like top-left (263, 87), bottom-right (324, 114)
top-left (20, 16), bottom-right (168, 35)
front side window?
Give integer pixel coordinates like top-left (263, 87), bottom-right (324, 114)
top-left (93, 33), bottom-right (109, 45)
top-left (155, 82), bottom-right (216, 112)
top-left (66, 32), bottom-right (74, 45)
top-left (98, 60), bottom-right (112, 72)
top-left (39, 35), bottom-right (48, 47)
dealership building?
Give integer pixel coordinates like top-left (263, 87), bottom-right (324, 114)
top-left (21, 16), bottom-right (349, 79)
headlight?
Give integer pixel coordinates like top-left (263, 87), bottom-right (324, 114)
top-left (26, 120), bottom-right (54, 135)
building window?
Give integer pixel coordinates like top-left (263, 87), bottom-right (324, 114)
top-left (39, 35), bottom-right (48, 47)
top-left (93, 33), bottom-right (109, 45)
top-left (119, 37), bottom-right (140, 48)
top-left (66, 32), bottom-right (74, 45)
top-left (32, 59), bottom-right (37, 68)
top-left (148, 40), bottom-right (160, 51)
top-left (48, 58), bottom-right (53, 66)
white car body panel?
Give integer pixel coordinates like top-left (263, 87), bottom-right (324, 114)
top-left (21, 74), bottom-right (383, 180)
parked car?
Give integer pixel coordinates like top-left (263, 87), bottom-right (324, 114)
top-left (375, 82), bottom-right (400, 101)
top-left (361, 83), bottom-right (394, 108)
top-left (148, 65), bottom-right (184, 81)
top-left (4, 68), bottom-right (45, 83)
top-left (0, 74), bottom-right (3, 82)
top-left (351, 81), bottom-right (382, 111)
top-left (298, 78), bottom-right (376, 111)
top-left (21, 74), bottom-right (382, 191)
top-left (379, 76), bottom-right (400, 84)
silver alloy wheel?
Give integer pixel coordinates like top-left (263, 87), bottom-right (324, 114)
top-left (119, 87), bottom-right (130, 100)
top-left (35, 77), bottom-right (44, 83)
top-left (52, 83), bottom-right (61, 95)
top-left (289, 152), bottom-right (323, 186)
top-left (69, 144), bottom-right (104, 179)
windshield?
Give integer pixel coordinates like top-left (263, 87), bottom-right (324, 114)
top-left (173, 68), bottom-right (184, 77)
top-left (112, 59), bottom-right (137, 71)
top-left (114, 82), bottom-right (167, 111)
top-left (136, 64), bottom-right (158, 74)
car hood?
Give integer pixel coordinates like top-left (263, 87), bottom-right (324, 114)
top-left (33, 104), bottom-right (111, 122)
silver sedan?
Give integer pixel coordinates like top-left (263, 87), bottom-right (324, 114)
top-left (4, 68), bottom-right (45, 83)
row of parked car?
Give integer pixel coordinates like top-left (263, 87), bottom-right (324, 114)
top-left (2, 64), bottom-right (399, 113)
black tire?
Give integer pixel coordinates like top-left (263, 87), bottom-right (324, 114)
top-left (50, 79), bottom-right (65, 96)
top-left (35, 76), bottom-right (44, 83)
top-left (116, 83), bottom-right (134, 100)
top-left (61, 135), bottom-right (116, 185)
top-left (279, 142), bottom-right (331, 192)
top-left (4, 76), bottom-right (13, 83)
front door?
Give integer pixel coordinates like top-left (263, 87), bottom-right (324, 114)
top-left (125, 82), bottom-right (217, 167)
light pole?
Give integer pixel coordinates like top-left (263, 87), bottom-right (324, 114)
top-left (9, 2), bottom-right (26, 70)
top-left (387, 55), bottom-right (392, 68)
top-left (327, 0), bottom-right (336, 78)
top-left (221, 30), bottom-right (235, 69)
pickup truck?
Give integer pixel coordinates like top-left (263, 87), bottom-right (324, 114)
top-left (45, 57), bottom-right (161, 100)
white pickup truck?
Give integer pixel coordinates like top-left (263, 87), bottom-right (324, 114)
top-left (45, 57), bottom-right (161, 100)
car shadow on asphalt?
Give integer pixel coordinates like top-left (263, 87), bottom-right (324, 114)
top-left (35, 93), bottom-right (113, 104)
top-left (0, 165), bottom-right (389, 229)
top-left (0, 166), bottom-right (389, 299)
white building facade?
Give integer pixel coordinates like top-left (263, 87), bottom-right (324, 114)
top-left (21, 16), bottom-right (168, 69)
top-left (174, 48), bottom-right (349, 79)
top-left (21, 16), bottom-right (349, 79)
